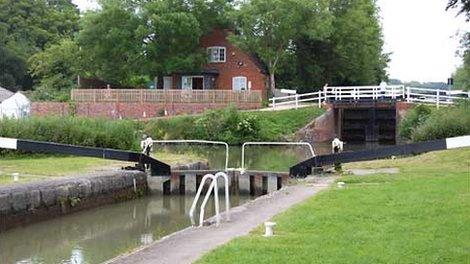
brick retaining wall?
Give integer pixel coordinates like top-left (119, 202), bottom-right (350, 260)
top-left (32, 102), bottom-right (262, 119)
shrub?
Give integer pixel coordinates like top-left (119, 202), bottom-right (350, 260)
top-left (411, 101), bottom-right (470, 142)
top-left (0, 117), bottom-right (139, 151)
top-left (399, 104), bottom-right (433, 139)
top-left (143, 106), bottom-right (324, 145)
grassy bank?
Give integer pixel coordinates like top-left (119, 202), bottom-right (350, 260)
top-left (144, 106), bottom-right (325, 145)
top-left (198, 148), bottom-right (470, 263)
top-left (0, 152), bottom-right (204, 185)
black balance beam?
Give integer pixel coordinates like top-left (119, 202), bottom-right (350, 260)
top-left (290, 136), bottom-right (470, 178)
top-left (0, 137), bottom-right (171, 176)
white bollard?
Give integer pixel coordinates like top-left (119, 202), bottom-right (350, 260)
top-left (337, 182), bottom-right (345, 189)
top-left (12, 173), bottom-right (19, 182)
top-left (264, 222), bottom-right (276, 237)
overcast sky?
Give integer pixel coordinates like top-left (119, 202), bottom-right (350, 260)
top-left (72, 0), bottom-right (470, 83)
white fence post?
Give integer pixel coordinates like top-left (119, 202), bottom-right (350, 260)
top-left (406, 87), bottom-right (411, 103)
top-left (318, 91), bottom-right (322, 108)
top-left (436, 90), bottom-right (440, 109)
top-left (295, 94), bottom-right (299, 109)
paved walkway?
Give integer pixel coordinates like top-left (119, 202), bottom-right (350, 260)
top-left (107, 177), bottom-right (335, 264)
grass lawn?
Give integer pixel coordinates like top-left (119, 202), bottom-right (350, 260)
top-left (0, 152), bottom-right (204, 185)
top-left (197, 148), bottom-right (470, 264)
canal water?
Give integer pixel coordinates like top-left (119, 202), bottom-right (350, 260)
top-left (154, 142), bottom-right (392, 172)
top-left (0, 195), bottom-right (252, 264)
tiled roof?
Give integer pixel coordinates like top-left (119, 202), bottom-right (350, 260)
top-left (0, 87), bottom-right (15, 102)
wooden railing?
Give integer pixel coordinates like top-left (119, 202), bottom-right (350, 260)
top-left (270, 85), bottom-right (469, 109)
top-left (71, 89), bottom-right (263, 104)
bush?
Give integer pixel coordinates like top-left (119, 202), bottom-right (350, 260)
top-left (411, 101), bottom-right (470, 142)
top-left (143, 106), bottom-right (325, 145)
top-left (192, 106), bottom-right (261, 144)
top-left (0, 117), bottom-right (140, 151)
top-left (399, 104), bottom-right (433, 139)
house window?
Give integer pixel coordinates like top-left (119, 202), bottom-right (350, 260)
top-left (207, 47), bottom-right (226, 63)
top-left (182, 76), bottom-right (204, 90)
top-left (232, 76), bottom-right (248, 91)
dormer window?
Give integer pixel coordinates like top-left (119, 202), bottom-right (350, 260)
top-left (207, 47), bottom-right (226, 63)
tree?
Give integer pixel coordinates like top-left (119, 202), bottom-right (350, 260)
top-left (447, 0), bottom-right (470, 20)
top-left (231, 0), bottom-right (332, 95)
top-left (0, 0), bottom-right (79, 59)
top-left (278, 0), bottom-right (389, 92)
top-left (447, 2), bottom-right (470, 90)
top-left (0, 44), bottom-right (29, 91)
top-left (28, 39), bottom-right (81, 100)
top-left (141, 0), bottom-right (233, 76)
top-left (0, 0), bottom-right (79, 90)
top-left (77, 1), bottom-right (145, 86)
top-left (453, 33), bottom-right (470, 91)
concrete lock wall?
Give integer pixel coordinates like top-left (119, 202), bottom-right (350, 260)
top-left (149, 169), bottom-right (289, 196)
top-left (0, 170), bottom-right (147, 232)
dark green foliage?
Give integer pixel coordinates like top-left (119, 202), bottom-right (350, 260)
top-left (78, 2), bottom-right (144, 86)
top-left (0, 44), bottom-right (29, 91)
top-left (29, 39), bottom-right (81, 101)
top-left (0, 117), bottom-right (139, 150)
top-left (411, 102), bottom-right (470, 142)
top-left (278, 0), bottom-right (389, 91)
top-left (399, 102), bottom-right (470, 142)
top-left (0, 0), bottom-right (79, 90)
top-left (398, 104), bottom-right (433, 139)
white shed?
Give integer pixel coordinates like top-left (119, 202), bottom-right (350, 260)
top-left (0, 87), bottom-right (31, 119)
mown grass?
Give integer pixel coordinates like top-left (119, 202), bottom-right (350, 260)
top-left (197, 148), bottom-right (470, 264)
top-left (0, 155), bottom-right (123, 176)
top-left (0, 152), bottom-right (204, 185)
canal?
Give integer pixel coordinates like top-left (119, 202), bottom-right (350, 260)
top-left (0, 194), bottom-right (251, 264)
top-left (1, 142), bottom-right (391, 263)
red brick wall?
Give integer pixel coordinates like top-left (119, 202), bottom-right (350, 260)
top-left (31, 102), bottom-right (261, 119)
top-left (200, 29), bottom-right (268, 97)
top-left (31, 102), bottom-right (70, 117)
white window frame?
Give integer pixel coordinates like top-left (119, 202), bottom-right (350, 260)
top-left (232, 76), bottom-right (248, 91)
top-left (182, 76), bottom-right (205, 90)
top-left (207, 46), bottom-right (226, 63)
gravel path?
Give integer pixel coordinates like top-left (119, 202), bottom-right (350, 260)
top-left (107, 176), bottom-right (335, 264)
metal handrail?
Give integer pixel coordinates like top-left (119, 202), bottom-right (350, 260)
top-left (189, 172), bottom-right (230, 227)
top-left (241, 142), bottom-right (316, 172)
top-left (153, 140), bottom-right (230, 171)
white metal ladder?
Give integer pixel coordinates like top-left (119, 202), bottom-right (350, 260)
top-left (189, 172), bottom-right (230, 227)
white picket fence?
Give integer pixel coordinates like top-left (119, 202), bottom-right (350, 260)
top-left (270, 85), bottom-right (469, 109)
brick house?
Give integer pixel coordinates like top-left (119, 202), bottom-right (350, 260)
top-left (157, 29), bottom-right (268, 98)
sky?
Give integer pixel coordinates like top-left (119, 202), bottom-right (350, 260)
top-left (72, 0), bottom-right (470, 83)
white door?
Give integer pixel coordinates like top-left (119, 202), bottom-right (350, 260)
top-left (163, 76), bottom-right (173, 90)
top-left (232, 76), bottom-right (248, 91)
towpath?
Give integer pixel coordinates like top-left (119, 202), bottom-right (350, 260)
top-left (107, 176), bottom-right (335, 264)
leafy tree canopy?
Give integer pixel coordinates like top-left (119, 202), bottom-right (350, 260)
top-left (231, 0), bottom-right (332, 94)
top-left (77, 1), bottom-right (145, 86)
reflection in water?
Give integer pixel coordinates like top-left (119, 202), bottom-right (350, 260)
top-left (154, 142), bottom-right (394, 172)
top-left (0, 195), bottom-right (252, 264)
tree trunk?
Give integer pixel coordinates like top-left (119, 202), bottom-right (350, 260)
top-left (269, 72), bottom-right (276, 96)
